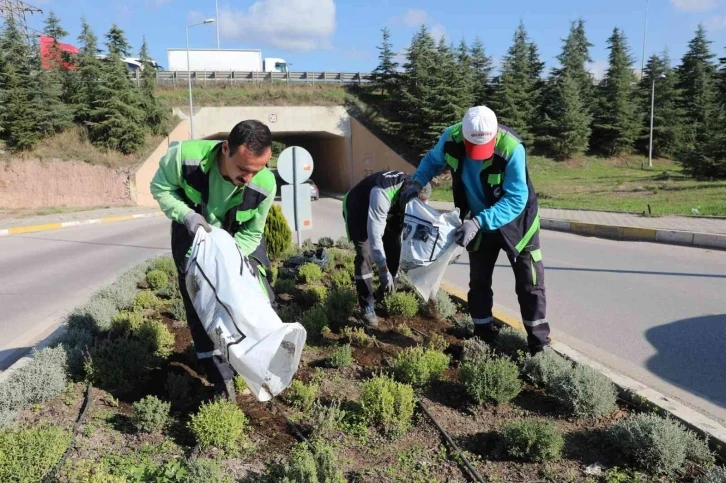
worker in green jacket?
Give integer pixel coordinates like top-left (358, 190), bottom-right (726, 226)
top-left (150, 120), bottom-right (277, 401)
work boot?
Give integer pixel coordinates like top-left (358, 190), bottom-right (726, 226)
top-left (473, 322), bottom-right (499, 345)
top-left (213, 379), bottom-right (236, 403)
top-left (361, 305), bottom-right (378, 328)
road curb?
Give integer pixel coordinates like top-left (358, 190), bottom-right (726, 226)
top-left (440, 281), bottom-right (726, 461)
top-left (0, 211), bottom-right (165, 237)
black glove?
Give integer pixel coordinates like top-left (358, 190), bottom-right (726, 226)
top-left (184, 211), bottom-right (212, 236)
top-left (400, 182), bottom-right (422, 207)
top-left (454, 219), bottom-right (480, 248)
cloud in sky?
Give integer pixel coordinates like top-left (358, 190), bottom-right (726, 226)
top-left (394, 8), bottom-right (446, 41)
top-left (217, 0), bottom-right (336, 52)
top-left (669, 0), bottom-right (718, 12)
top-left (704, 15), bottom-right (726, 29)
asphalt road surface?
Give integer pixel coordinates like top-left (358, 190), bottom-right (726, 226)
top-left (1, 197), bottom-right (724, 425)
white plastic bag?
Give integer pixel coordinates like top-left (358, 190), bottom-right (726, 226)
top-left (399, 199), bottom-right (463, 301)
top-left (185, 226), bottom-right (307, 401)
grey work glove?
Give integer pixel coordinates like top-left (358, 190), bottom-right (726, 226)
top-left (399, 182), bottom-right (422, 207)
top-left (378, 267), bottom-right (395, 294)
top-left (454, 218), bottom-right (480, 248)
top-left (184, 211), bottom-right (211, 236)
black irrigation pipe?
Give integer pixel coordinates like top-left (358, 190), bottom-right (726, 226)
top-left (43, 381), bottom-right (94, 483)
top-left (417, 400), bottom-right (487, 483)
top-left (268, 398), bottom-right (312, 447)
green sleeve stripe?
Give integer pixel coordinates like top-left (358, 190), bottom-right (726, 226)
top-left (530, 248), bottom-right (542, 262)
top-left (445, 153), bottom-right (459, 170)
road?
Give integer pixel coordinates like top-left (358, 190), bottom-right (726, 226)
top-left (1, 197), bottom-right (724, 425)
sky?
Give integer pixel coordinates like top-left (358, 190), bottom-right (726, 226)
top-left (21, 0), bottom-right (726, 79)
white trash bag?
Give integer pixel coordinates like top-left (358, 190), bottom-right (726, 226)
top-left (185, 226), bottom-right (307, 401)
top-left (399, 199), bottom-right (463, 301)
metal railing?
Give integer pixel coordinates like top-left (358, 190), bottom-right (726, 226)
top-left (131, 70), bottom-right (373, 86)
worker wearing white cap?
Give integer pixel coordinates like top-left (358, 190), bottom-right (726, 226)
top-left (400, 105), bottom-right (550, 355)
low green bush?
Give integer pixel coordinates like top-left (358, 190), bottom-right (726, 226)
top-left (521, 350), bottom-right (572, 387)
top-left (318, 236), bottom-right (334, 248)
top-left (111, 309), bottom-right (144, 335)
top-left (275, 278), bottom-right (297, 295)
top-left (0, 425), bottom-right (71, 482)
top-left (137, 319), bottom-right (176, 359)
top-left (460, 356), bottom-right (522, 405)
top-left (156, 281), bottom-right (181, 300)
top-left (326, 344), bottom-right (353, 368)
top-left (184, 459), bottom-right (232, 483)
top-left (329, 269), bottom-right (353, 289)
top-left (392, 346), bottom-right (450, 389)
top-left (310, 401), bottom-right (345, 441)
top-left (165, 372), bottom-right (192, 404)
top-left (697, 466), bottom-right (726, 483)
top-left (334, 237), bottom-right (354, 250)
top-left (131, 395), bottom-right (171, 433)
top-left (282, 380), bottom-right (319, 413)
top-left (607, 413), bottom-right (714, 476)
top-left (149, 255), bottom-right (178, 280)
top-left (340, 326), bottom-right (374, 347)
top-left (302, 284), bottom-right (328, 306)
top-left (262, 440), bottom-right (345, 483)
top-left (301, 306), bottom-right (329, 339)
top-left (146, 269), bottom-right (169, 291)
top-left (234, 375), bottom-right (248, 394)
top-left (169, 298), bottom-right (187, 322)
top-left (452, 313), bottom-right (474, 336)
top-left (134, 290), bottom-right (161, 311)
top-left (84, 337), bottom-right (153, 394)
top-left (462, 337), bottom-right (492, 362)
top-left (550, 364), bottom-right (617, 419)
top-left (326, 287), bottom-right (357, 324)
top-left (498, 418), bottom-right (564, 462)
top-left (298, 263), bottom-right (323, 283)
top-left (493, 326), bottom-right (529, 357)
top-left (188, 399), bottom-right (249, 451)
top-left (360, 374), bottom-right (415, 436)
top-left (422, 291), bottom-right (457, 319)
top-left (397, 324), bottom-right (414, 337)
top-left (384, 292), bottom-right (420, 317)
top-left (52, 326), bottom-right (94, 377)
top-left (427, 333), bottom-right (449, 352)
top-left (67, 297), bottom-right (120, 333)
top-left (277, 303), bottom-right (302, 322)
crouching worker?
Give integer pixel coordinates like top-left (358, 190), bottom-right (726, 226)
top-left (150, 120), bottom-right (277, 401)
top-left (342, 170), bottom-right (431, 327)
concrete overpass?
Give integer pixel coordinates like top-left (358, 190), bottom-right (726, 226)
top-left (134, 106), bottom-right (414, 207)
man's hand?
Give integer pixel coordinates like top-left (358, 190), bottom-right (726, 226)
top-left (378, 266), bottom-right (395, 294)
top-left (400, 182), bottom-right (422, 207)
top-left (454, 218), bottom-right (480, 248)
top-left (184, 211), bottom-right (212, 236)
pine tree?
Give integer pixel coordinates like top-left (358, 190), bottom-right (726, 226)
top-left (138, 37), bottom-right (169, 136)
top-left (72, 19), bottom-right (103, 126)
top-left (538, 73), bottom-right (592, 160)
top-left (469, 37), bottom-right (493, 105)
top-left (455, 38), bottom-right (475, 107)
top-left (719, 49), bottom-right (726, 105)
top-left (425, 38), bottom-right (471, 140)
top-left (490, 21), bottom-right (538, 145)
top-left (637, 52), bottom-right (684, 158)
top-left (676, 26), bottom-right (722, 177)
top-left (591, 28), bottom-right (640, 156)
top-left (264, 204), bottom-right (292, 260)
top-left (38, 10), bottom-right (73, 136)
top-left (553, 19), bottom-right (595, 111)
top-left (371, 27), bottom-right (399, 97)
top-left (87, 24), bottom-right (145, 154)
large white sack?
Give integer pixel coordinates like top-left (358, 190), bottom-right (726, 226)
top-left (185, 226), bottom-right (306, 401)
top-left (399, 200), bottom-right (463, 301)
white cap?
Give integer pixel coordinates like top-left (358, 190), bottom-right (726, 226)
top-left (462, 106), bottom-right (498, 160)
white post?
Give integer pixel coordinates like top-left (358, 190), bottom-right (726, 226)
top-left (186, 26), bottom-right (194, 140)
top-left (215, 0), bottom-right (220, 49)
top-left (648, 76), bottom-right (657, 168)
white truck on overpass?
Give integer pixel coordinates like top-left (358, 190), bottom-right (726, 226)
top-left (167, 48), bottom-right (289, 73)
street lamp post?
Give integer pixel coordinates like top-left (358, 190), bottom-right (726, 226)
top-left (648, 73), bottom-right (666, 169)
top-left (215, 0), bottom-right (220, 49)
top-left (640, 0), bottom-right (649, 80)
top-left (186, 19), bottom-right (215, 140)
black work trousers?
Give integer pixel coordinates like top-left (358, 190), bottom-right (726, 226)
top-left (353, 229), bottom-right (402, 310)
top-left (468, 229), bottom-right (550, 352)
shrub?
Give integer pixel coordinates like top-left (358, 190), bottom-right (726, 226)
top-left (326, 287), bottom-right (357, 324)
top-left (427, 333), bottom-right (449, 352)
top-left (264, 204), bottom-right (293, 260)
top-left (384, 292), bottom-right (419, 317)
top-left (277, 303), bottom-right (302, 322)
top-left (165, 372), bottom-right (192, 404)
top-left (499, 419), bottom-right (564, 462)
top-left (157, 282), bottom-right (181, 300)
top-left (84, 337), bottom-right (153, 394)
top-left (521, 350), bottom-right (571, 387)
top-left (422, 291), bottom-right (457, 319)
top-left (275, 278), bottom-right (296, 295)
top-left (301, 306), bottom-right (329, 338)
top-left (607, 413), bottom-right (714, 476)
top-left (698, 466), bottom-right (726, 483)
top-left (137, 319), bottom-right (176, 359)
top-left (397, 324), bottom-right (414, 337)
top-left (111, 309), bottom-right (145, 335)
top-left (462, 337), bottom-right (492, 362)
top-left (149, 255), bottom-right (178, 279)
top-left (326, 344), bottom-right (353, 368)
top-left (146, 269), bottom-right (169, 291)
top-left (494, 326), bottom-right (529, 357)
top-left (330, 269), bottom-right (353, 289)
top-left (67, 297), bottom-right (119, 333)
top-left (392, 346), bottom-right (450, 389)
top-left (460, 356), bottom-right (522, 405)
top-left (452, 313), bottom-right (474, 337)
top-left (341, 326), bottom-right (373, 347)
top-left (318, 236), bottom-right (334, 248)
top-left (282, 380), bottom-right (319, 413)
top-left (169, 298), bottom-right (187, 322)
top-left (183, 459), bottom-right (232, 483)
top-left (263, 440), bottom-right (345, 483)
top-left (52, 326), bottom-right (94, 377)
top-left (0, 425), bottom-right (71, 482)
top-left (360, 374), bottom-right (415, 435)
top-left (234, 375), bottom-right (248, 394)
top-left (298, 263), bottom-right (324, 284)
top-left (302, 284), bottom-right (328, 306)
top-left (334, 237), bottom-right (354, 250)
top-left (549, 364), bottom-right (617, 418)
top-left (131, 395), bottom-right (171, 433)
top-left (310, 401), bottom-right (345, 441)
top-left (134, 291), bottom-right (161, 311)
top-left (188, 399), bottom-right (249, 451)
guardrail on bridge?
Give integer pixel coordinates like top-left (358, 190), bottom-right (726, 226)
top-left (132, 71), bottom-right (373, 86)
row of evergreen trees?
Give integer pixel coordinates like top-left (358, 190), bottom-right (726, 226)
top-left (0, 12), bottom-right (168, 154)
top-left (371, 21), bottom-right (726, 178)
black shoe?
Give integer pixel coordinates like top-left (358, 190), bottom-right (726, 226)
top-left (213, 379), bottom-right (236, 402)
top-left (473, 323), bottom-right (499, 344)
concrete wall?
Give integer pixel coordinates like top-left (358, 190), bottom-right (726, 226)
top-left (350, 118), bottom-right (414, 183)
